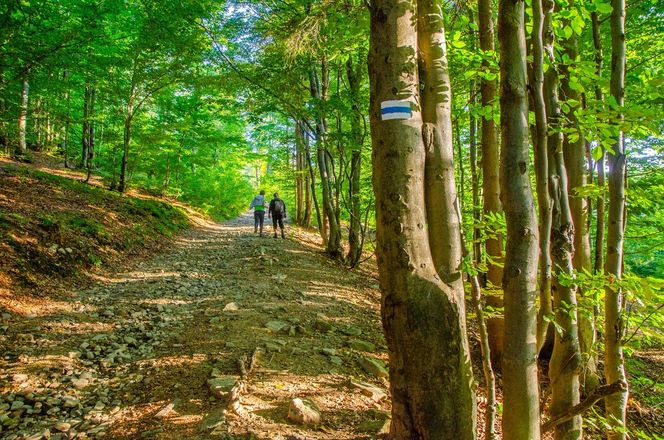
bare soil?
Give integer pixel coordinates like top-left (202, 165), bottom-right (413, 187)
top-left (1, 214), bottom-right (392, 440)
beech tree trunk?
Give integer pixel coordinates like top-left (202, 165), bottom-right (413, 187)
top-left (498, 0), bottom-right (541, 437)
top-left (541, 9), bottom-right (583, 434)
top-left (560, 3), bottom-right (598, 392)
top-left (295, 121), bottom-right (305, 225)
top-left (18, 76), bottom-right (29, 155)
top-left (310, 62), bottom-right (343, 259)
top-left (369, 1), bottom-right (476, 437)
top-left (532, 0), bottom-right (553, 353)
top-left (478, 0), bottom-right (505, 369)
top-left (592, 11), bottom-right (606, 275)
top-left (418, 0), bottom-right (463, 293)
top-left (118, 101), bottom-right (133, 193)
top-left (346, 53), bottom-right (364, 267)
top-left (605, 0), bottom-right (629, 435)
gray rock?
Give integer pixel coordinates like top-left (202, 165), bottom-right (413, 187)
top-left (287, 398), bottom-right (320, 425)
top-left (340, 325), bottom-right (362, 336)
top-left (349, 340), bottom-right (376, 352)
top-left (349, 379), bottom-right (387, 402)
top-left (320, 348), bottom-right (337, 356)
top-left (207, 377), bottom-right (236, 399)
top-left (265, 321), bottom-right (289, 333)
top-left (54, 421), bottom-right (71, 432)
top-left (358, 357), bottom-right (388, 378)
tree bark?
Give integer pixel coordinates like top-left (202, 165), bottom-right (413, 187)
top-left (310, 62), bottom-right (343, 259)
top-left (560, 2), bottom-right (598, 393)
top-left (478, 0), bottom-right (505, 369)
top-left (17, 76), bottom-right (29, 156)
top-left (295, 121), bottom-right (305, 225)
top-left (543, 48), bottom-right (583, 440)
top-left (532, 0), bottom-right (554, 353)
top-left (418, 0), bottom-right (464, 294)
top-left (591, 11), bottom-right (606, 276)
top-left (605, 0), bottom-right (629, 435)
top-left (346, 53), bottom-right (365, 267)
top-left (498, 0), bottom-right (541, 437)
top-left (368, 1), bottom-right (476, 438)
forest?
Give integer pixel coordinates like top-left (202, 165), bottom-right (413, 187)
top-left (0, 0), bottom-right (662, 439)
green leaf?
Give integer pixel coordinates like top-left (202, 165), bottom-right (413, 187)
top-left (592, 145), bottom-right (604, 161)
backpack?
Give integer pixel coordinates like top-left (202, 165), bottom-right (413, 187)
top-left (273, 199), bottom-right (285, 215)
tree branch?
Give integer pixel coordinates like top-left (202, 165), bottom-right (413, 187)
top-left (541, 381), bottom-right (628, 433)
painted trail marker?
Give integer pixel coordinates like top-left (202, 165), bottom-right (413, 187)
top-left (381, 100), bottom-right (412, 120)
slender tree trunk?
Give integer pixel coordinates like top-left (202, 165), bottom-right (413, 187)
top-left (469, 85), bottom-right (482, 269)
top-left (455, 120), bottom-right (465, 214)
top-left (17, 76), bottom-right (29, 156)
top-left (346, 53), bottom-right (364, 267)
top-left (368, 1), bottom-right (476, 437)
top-left (533, 0), bottom-right (554, 354)
top-left (478, 0), bottom-right (505, 368)
top-left (310, 61), bottom-right (343, 259)
top-left (303, 127), bottom-right (313, 227)
top-left (560, 2), bottom-right (598, 393)
top-left (592, 11), bottom-right (606, 275)
top-left (295, 121), bottom-right (305, 225)
top-left (304, 130), bottom-right (323, 237)
top-left (542, 7), bottom-right (583, 434)
top-left (82, 83), bottom-right (92, 168)
top-left (118, 108), bottom-right (133, 193)
top-left (63, 71), bottom-right (71, 168)
top-left (85, 87), bottom-right (96, 182)
top-left (498, 0), bottom-right (541, 437)
top-left (418, 0), bottom-right (464, 293)
top-left (605, 0), bottom-right (629, 435)
top-left (459, 197), bottom-right (496, 440)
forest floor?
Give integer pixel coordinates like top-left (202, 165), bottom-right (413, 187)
top-left (1, 158), bottom-right (662, 440)
top-left (1, 207), bottom-right (396, 440)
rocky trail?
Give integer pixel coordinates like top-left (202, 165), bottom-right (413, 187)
top-left (0, 215), bottom-right (390, 440)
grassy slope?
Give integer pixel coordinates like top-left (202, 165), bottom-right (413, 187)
top-left (0, 161), bottom-right (192, 312)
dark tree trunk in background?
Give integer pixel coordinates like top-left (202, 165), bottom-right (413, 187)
top-left (346, 52), bottom-right (365, 267)
top-left (478, 0), bottom-right (505, 369)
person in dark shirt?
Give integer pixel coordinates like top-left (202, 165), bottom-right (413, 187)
top-left (268, 192), bottom-right (287, 239)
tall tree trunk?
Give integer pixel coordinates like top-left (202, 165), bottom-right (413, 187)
top-left (310, 61), bottom-right (343, 259)
top-left (85, 87), bottom-right (96, 182)
top-left (303, 127), bottom-right (313, 227)
top-left (498, 0), bottom-right (541, 437)
top-left (295, 121), bottom-right (305, 225)
top-left (605, 0), bottom-right (629, 435)
top-left (418, 0), bottom-right (463, 293)
top-left (63, 71), bottom-right (71, 168)
top-left (368, 1), bottom-right (476, 437)
top-left (346, 53), bottom-right (364, 267)
top-left (560, 2), bottom-right (598, 393)
top-left (592, 11), bottom-right (606, 275)
top-left (478, 0), bottom-right (505, 369)
top-left (304, 129), bottom-right (323, 237)
top-left (82, 83), bottom-right (92, 168)
top-left (542, 6), bottom-right (583, 435)
top-left (118, 108), bottom-right (133, 193)
top-left (469, 84), bottom-right (482, 269)
top-left (532, 0), bottom-right (553, 353)
top-left (17, 76), bottom-right (29, 156)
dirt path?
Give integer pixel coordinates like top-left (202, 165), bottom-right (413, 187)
top-left (1, 215), bottom-right (389, 440)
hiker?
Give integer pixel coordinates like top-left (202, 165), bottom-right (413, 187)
top-left (268, 192), bottom-right (287, 239)
top-left (249, 190), bottom-right (267, 236)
